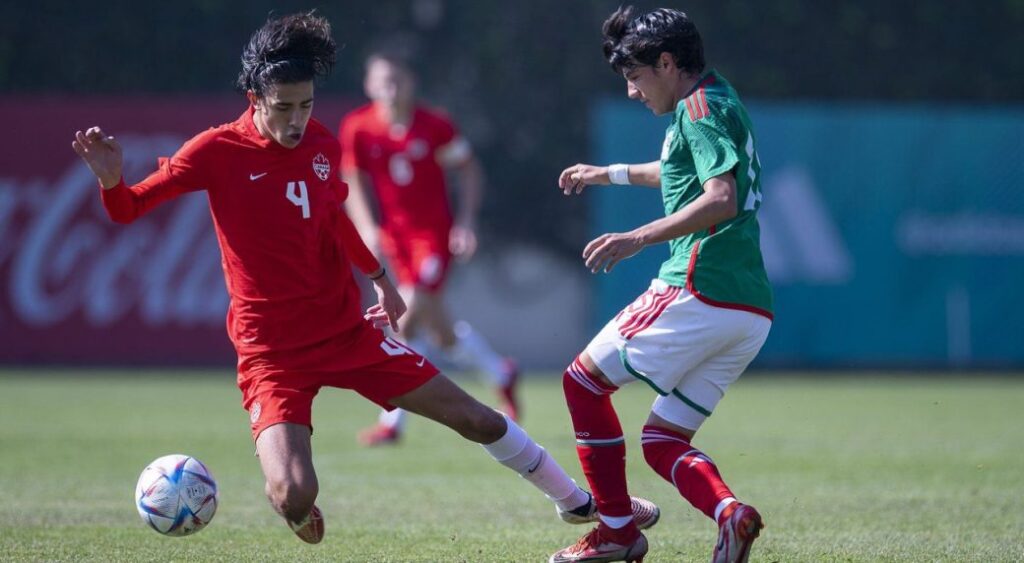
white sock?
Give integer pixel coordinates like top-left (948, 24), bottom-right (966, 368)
top-left (599, 514), bottom-right (634, 529)
top-left (714, 497), bottom-right (737, 523)
top-left (452, 321), bottom-right (510, 385)
top-left (481, 415), bottom-right (588, 511)
top-left (377, 408), bottom-right (407, 431)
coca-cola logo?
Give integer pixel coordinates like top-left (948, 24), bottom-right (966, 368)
top-left (1, 134), bottom-right (228, 329)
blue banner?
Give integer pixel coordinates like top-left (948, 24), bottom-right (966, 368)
top-left (591, 100), bottom-right (1024, 367)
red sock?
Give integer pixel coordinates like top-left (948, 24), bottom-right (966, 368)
top-left (563, 357), bottom-right (637, 540)
top-left (641, 424), bottom-right (735, 524)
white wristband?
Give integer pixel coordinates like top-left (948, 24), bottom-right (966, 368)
top-left (608, 163), bottom-right (630, 185)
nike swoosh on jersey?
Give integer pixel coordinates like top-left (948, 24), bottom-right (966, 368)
top-left (416, 357), bottom-right (426, 367)
top-left (249, 172), bottom-right (268, 181)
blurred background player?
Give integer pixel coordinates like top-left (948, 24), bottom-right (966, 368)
top-left (340, 48), bottom-right (520, 446)
top-left (549, 7), bottom-right (772, 563)
top-left (72, 11), bottom-right (656, 547)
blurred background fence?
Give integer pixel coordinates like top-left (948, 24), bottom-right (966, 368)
top-left (1, 0), bottom-right (1022, 368)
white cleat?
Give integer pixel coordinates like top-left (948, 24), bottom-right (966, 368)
top-left (558, 494), bottom-right (660, 530)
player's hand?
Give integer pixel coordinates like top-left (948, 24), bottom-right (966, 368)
top-left (449, 223), bottom-right (478, 261)
top-left (365, 273), bottom-right (407, 331)
top-left (72, 126), bottom-right (124, 189)
top-left (583, 231), bottom-right (645, 273)
top-left (558, 163), bottom-right (609, 195)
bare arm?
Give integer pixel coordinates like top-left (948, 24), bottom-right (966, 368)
top-left (583, 173), bottom-right (738, 273)
top-left (557, 160), bottom-right (661, 194)
top-left (342, 170), bottom-right (380, 251)
top-left (623, 161), bottom-right (661, 188)
top-left (448, 155), bottom-right (483, 259)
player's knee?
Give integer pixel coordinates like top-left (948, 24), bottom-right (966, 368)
top-left (641, 439), bottom-right (664, 470)
top-left (265, 475), bottom-right (318, 523)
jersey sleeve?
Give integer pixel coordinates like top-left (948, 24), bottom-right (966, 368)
top-left (679, 105), bottom-right (743, 185)
top-left (332, 177), bottom-right (381, 275)
top-left (338, 116), bottom-right (366, 175)
top-left (429, 111), bottom-right (472, 167)
top-left (100, 132), bottom-right (211, 223)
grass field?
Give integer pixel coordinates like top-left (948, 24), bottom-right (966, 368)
top-left (1, 370), bottom-right (1022, 562)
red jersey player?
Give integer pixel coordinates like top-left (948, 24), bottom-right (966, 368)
top-left (71, 12), bottom-right (657, 549)
top-left (339, 49), bottom-right (520, 446)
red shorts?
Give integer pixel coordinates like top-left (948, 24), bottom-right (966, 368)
top-left (237, 321), bottom-right (439, 440)
top-left (380, 231), bottom-right (452, 292)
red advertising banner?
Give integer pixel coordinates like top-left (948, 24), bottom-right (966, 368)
top-left (1, 96), bottom-right (356, 365)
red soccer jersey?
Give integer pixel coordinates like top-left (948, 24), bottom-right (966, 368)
top-left (338, 104), bottom-right (462, 237)
top-left (101, 107), bottom-right (380, 357)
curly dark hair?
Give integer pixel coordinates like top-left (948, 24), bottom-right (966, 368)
top-left (237, 11), bottom-right (337, 96)
top-left (602, 6), bottom-right (705, 75)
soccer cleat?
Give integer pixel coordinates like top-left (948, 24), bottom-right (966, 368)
top-left (288, 505), bottom-right (324, 544)
top-left (549, 526), bottom-right (648, 563)
top-left (712, 503), bottom-right (763, 563)
top-left (558, 494), bottom-right (661, 531)
top-left (497, 358), bottom-right (521, 422)
top-left (357, 423), bottom-right (400, 447)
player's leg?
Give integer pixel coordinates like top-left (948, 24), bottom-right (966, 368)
top-left (550, 352), bottom-right (650, 563)
top-left (241, 360), bottom-right (326, 543)
top-left (417, 290), bottom-right (521, 420)
top-left (389, 372), bottom-right (592, 512)
top-left (255, 423), bottom-right (324, 544)
top-left (640, 307), bottom-right (771, 563)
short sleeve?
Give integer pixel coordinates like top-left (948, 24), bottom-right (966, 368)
top-left (679, 107), bottom-right (742, 184)
top-left (430, 111), bottom-right (472, 167)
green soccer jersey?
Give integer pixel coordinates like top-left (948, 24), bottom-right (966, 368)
top-left (657, 70), bottom-right (773, 318)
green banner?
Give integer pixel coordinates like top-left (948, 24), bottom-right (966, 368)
top-left (592, 100), bottom-right (1024, 367)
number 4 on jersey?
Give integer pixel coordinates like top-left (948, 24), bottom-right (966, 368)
top-left (286, 181), bottom-right (310, 219)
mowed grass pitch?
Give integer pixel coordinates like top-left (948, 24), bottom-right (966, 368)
top-left (1, 371), bottom-right (1022, 562)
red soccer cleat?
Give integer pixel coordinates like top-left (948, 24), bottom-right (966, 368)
top-left (288, 505), bottom-right (324, 544)
top-left (357, 423), bottom-right (400, 447)
top-left (549, 525), bottom-right (647, 563)
top-left (712, 503), bottom-right (764, 563)
top-left (497, 358), bottom-right (521, 422)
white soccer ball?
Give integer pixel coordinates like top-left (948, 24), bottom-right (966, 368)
top-left (134, 454), bottom-right (218, 536)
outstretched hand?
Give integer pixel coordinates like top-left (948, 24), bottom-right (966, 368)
top-left (557, 163), bottom-right (609, 195)
top-left (71, 126), bottom-right (123, 189)
top-left (364, 274), bottom-right (407, 332)
top-left (583, 231), bottom-right (645, 273)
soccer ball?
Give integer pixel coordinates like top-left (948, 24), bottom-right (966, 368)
top-left (134, 454), bottom-right (218, 536)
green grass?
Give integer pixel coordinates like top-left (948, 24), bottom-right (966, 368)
top-left (1, 370), bottom-right (1022, 562)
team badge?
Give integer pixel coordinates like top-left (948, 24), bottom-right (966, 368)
top-left (312, 153), bottom-right (330, 181)
top-left (250, 401), bottom-right (262, 424)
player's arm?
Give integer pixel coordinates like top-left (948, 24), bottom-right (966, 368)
top-left (557, 160), bottom-right (661, 195)
top-left (335, 195), bottom-right (406, 331)
top-left (73, 126), bottom-right (200, 223)
top-left (583, 172), bottom-right (737, 273)
top-left (342, 170), bottom-right (381, 250)
top-left (444, 147), bottom-right (483, 260)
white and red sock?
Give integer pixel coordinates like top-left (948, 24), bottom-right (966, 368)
top-left (563, 357), bottom-right (637, 541)
top-left (641, 424), bottom-right (736, 524)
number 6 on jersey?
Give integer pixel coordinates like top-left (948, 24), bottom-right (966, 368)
top-left (286, 181), bottom-right (310, 219)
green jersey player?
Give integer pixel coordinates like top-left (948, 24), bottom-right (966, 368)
top-left (550, 6), bottom-right (772, 563)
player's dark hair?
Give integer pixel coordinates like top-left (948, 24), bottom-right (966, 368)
top-left (602, 6), bottom-right (705, 75)
top-left (237, 11), bottom-right (337, 97)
